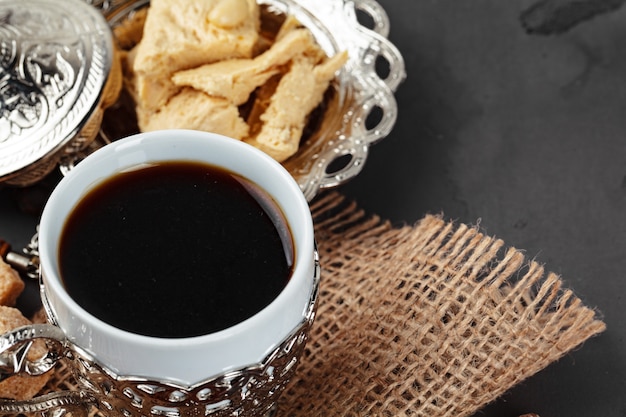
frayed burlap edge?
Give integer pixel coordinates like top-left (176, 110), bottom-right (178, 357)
top-left (26, 191), bottom-right (606, 417)
top-left (277, 191), bottom-right (606, 416)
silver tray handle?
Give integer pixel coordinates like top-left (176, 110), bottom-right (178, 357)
top-left (0, 324), bottom-right (93, 416)
top-left (0, 324), bottom-right (66, 381)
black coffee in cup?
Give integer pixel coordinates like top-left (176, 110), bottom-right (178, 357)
top-left (58, 161), bottom-right (294, 338)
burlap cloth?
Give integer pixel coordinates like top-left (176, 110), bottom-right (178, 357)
top-left (37, 191), bottom-right (606, 416)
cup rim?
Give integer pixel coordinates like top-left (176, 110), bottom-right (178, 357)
top-left (39, 129), bottom-right (315, 348)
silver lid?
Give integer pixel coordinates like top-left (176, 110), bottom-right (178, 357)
top-left (0, 0), bottom-right (113, 185)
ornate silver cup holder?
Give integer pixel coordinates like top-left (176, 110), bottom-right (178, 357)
top-left (0, 251), bottom-right (321, 417)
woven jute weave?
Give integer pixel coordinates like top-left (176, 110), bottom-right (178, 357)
top-left (32, 191), bottom-right (606, 417)
top-left (278, 192), bottom-right (605, 416)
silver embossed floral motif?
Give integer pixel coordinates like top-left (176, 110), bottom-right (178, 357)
top-left (0, 8), bottom-right (77, 141)
top-left (0, 0), bottom-right (112, 185)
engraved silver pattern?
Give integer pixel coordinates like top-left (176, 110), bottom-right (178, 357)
top-left (0, 0), bottom-right (112, 185)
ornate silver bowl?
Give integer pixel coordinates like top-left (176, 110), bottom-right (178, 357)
top-left (1, 0), bottom-right (405, 200)
top-left (98, 0), bottom-right (405, 200)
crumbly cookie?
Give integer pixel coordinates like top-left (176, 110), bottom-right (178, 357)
top-left (172, 28), bottom-right (317, 105)
top-left (139, 88), bottom-right (249, 139)
top-left (245, 51), bottom-right (348, 162)
top-left (133, 0), bottom-right (260, 75)
top-left (0, 258), bottom-right (25, 307)
top-left (118, 0), bottom-right (348, 163)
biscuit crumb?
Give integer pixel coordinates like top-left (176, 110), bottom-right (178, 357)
top-left (0, 258), bottom-right (25, 307)
top-left (30, 307), bottom-right (49, 325)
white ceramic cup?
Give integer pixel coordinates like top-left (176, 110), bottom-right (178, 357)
top-left (0, 129), bottom-right (319, 417)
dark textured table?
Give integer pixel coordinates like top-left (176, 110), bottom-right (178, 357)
top-left (340, 1), bottom-right (626, 416)
top-left (1, 1), bottom-right (625, 416)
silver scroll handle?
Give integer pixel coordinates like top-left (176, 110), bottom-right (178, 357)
top-left (0, 324), bottom-right (65, 381)
top-left (0, 324), bottom-right (92, 416)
